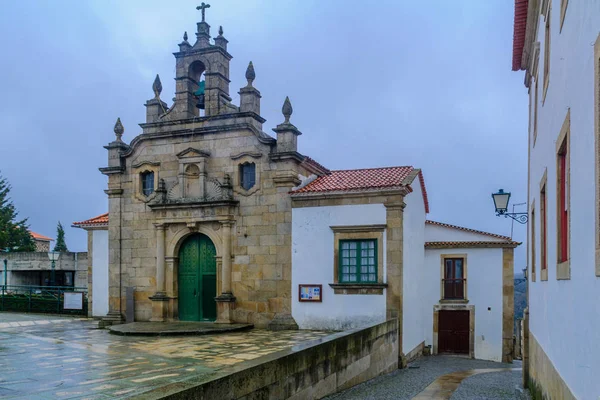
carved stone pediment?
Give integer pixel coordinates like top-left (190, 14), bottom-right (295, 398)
top-left (176, 148), bottom-right (211, 159)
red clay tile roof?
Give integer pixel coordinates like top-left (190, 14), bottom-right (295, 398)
top-left (73, 213), bottom-right (109, 228)
top-left (293, 166), bottom-right (414, 194)
top-left (29, 231), bottom-right (53, 241)
top-left (512, 0), bottom-right (529, 71)
top-left (425, 241), bottom-right (520, 248)
top-left (292, 166), bottom-right (430, 213)
top-left (426, 220), bottom-right (513, 241)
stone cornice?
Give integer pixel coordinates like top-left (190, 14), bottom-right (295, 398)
top-left (125, 118), bottom-right (272, 158)
top-left (231, 151), bottom-right (263, 160)
top-left (425, 241), bottom-right (520, 249)
top-left (148, 199), bottom-right (238, 211)
top-left (99, 166), bottom-right (124, 175)
top-left (173, 45), bottom-right (233, 61)
top-left (131, 161), bottom-right (160, 169)
top-left (330, 224), bottom-right (387, 233)
top-left (291, 187), bottom-right (410, 201)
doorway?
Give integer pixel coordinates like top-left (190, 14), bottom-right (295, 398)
top-left (178, 233), bottom-right (217, 321)
top-left (438, 310), bottom-right (470, 354)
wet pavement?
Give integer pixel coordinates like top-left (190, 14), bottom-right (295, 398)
top-left (327, 356), bottom-right (530, 400)
top-left (0, 313), bottom-right (331, 399)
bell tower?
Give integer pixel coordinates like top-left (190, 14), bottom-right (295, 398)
top-left (171, 3), bottom-right (232, 119)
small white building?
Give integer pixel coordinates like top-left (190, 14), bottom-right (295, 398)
top-left (72, 213), bottom-right (109, 318)
top-left (512, 0), bottom-right (600, 398)
top-left (290, 166), bottom-right (517, 363)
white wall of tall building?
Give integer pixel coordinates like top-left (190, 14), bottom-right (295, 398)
top-left (92, 230), bottom-right (109, 317)
top-left (291, 204), bottom-right (387, 330)
top-left (527, 2), bottom-right (600, 398)
top-left (402, 181), bottom-right (427, 355)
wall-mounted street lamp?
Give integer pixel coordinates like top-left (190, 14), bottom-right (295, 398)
top-left (491, 189), bottom-right (528, 224)
top-left (48, 251), bottom-right (60, 286)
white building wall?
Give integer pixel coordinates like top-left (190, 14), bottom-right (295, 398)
top-left (92, 230), bottom-right (109, 317)
top-left (423, 248), bottom-right (504, 362)
top-left (292, 204), bottom-right (387, 330)
top-left (402, 181), bottom-right (427, 355)
top-left (527, 2), bottom-right (600, 398)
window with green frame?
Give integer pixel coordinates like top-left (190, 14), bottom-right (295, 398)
top-left (339, 239), bottom-right (377, 283)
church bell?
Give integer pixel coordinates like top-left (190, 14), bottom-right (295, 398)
top-left (194, 80), bottom-right (206, 110)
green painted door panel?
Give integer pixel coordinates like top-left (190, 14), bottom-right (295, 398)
top-left (178, 234), bottom-right (217, 321)
top-left (202, 275), bottom-right (217, 320)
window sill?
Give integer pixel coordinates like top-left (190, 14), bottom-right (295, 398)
top-left (556, 260), bottom-right (571, 280)
top-left (540, 268), bottom-right (548, 281)
top-left (439, 299), bottom-right (469, 304)
top-left (329, 283), bottom-right (387, 295)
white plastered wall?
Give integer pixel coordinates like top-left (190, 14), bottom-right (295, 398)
top-left (527, 2), bottom-right (600, 398)
top-left (92, 229), bottom-right (109, 317)
top-left (291, 204), bottom-right (387, 330)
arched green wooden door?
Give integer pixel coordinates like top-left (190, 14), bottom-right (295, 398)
top-left (178, 234), bottom-right (217, 321)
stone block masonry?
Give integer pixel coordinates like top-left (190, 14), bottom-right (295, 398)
top-left (141, 319), bottom-right (399, 400)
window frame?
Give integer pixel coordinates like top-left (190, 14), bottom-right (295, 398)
top-left (556, 110), bottom-right (571, 279)
top-left (338, 238), bottom-right (378, 284)
top-left (239, 162), bottom-right (256, 191)
top-left (141, 171), bottom-right (155, 197)
top-left (559, 0), bottom-right (568, 33)
top-left (330, 225), bottom-right (386, 295)
top-left (531, 201), bottom-right (537, 282)
top-left (542, 4), bottom-right (551, 104)
top-left (595, 33), bottom-right (600, 277)
top-left (439, 254), bottom-right (468, 303)
top-left (540, 170), bottom-right (548, 281)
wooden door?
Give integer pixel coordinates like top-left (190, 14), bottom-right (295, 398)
top-left (438, 310), bottom-right (470, 354)
top-left (178, 234), bottom-right (217, 321)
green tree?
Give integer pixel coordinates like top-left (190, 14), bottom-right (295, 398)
top-left (0, 172), bottom-right (35, 252)
top-left (53, 221), bottom-right (68, 252)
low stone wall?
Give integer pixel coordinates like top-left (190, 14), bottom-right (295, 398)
top-left (144, 319), bottom-right (398, 400)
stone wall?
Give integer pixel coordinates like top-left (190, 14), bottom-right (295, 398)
top-left (2, 252), bottom-right (88, 287)
top-left (152, 319), bottom-right (399, 400)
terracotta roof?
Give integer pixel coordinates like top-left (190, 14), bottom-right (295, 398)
top-left (425, 241), bottom-right (520, 248)
top-left (292, 165), bottom-right (430, 213)
top-left (29, 231), bottom-right (53, 242)
top-left (293, 166), bottom-right (414, 194)
top-left (512, 0), bottom-right (529, 71)
top-left (73, 213), bottom-right (109, 228)
top-left (426, 220), bottom-right (513, 241)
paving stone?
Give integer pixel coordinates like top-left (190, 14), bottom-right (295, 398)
top-left (0, 312), bottom-right (331, 399)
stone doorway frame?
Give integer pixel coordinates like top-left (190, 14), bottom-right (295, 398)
top-left (432, 304), bottom-right (475, 359)
top-left (164, 223), bottom-right (225, 321)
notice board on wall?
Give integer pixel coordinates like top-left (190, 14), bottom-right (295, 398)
top-left (63, 292), bottom-right (83, 310)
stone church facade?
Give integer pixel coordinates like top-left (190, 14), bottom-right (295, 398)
top-left (100, 10), bottom-right (327, 328)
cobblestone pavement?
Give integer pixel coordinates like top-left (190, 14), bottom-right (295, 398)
top-left (0, 313), bottom-right (331, 399)
top-left (327, 355), bottom-right (531, 400)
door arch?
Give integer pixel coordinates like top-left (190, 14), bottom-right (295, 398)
top-left (178, 233), bottom-right (217, 321)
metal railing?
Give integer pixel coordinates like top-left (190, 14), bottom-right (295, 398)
top-left (0, 285), bottom-right (88, 316)
top-left (442, 278), bottom-right (466, 300)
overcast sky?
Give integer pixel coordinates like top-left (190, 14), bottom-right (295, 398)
top-left (0, 1), bottom-right (528, 270)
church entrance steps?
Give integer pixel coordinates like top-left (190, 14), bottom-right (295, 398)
top-left (108, 321), bottom-right (253, 336)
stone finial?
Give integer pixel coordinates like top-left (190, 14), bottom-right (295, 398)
top-left (245, 61), bottom-right (255, 86)
top-left (183, 31), bottom-right (188, 41)
top-left (113, 117), bottom-right (124, 141)
top-left (152, 74), bottom-right (162, 99)
top-left (218, 25), bottom-right (224, 36)
top-left (282, 96), bottom-right (292, 123)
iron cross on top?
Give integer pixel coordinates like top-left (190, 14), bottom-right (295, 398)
top-left (196, 2), bottom-right (210, 22)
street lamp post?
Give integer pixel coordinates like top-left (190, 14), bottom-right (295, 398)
top-left (48, 251), bottom-right (60, 287)
top-left (491, 189), bottom-right (528, 224)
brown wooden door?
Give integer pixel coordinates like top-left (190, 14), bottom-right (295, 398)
top-left (438, 310), bottom-right (470, 354)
